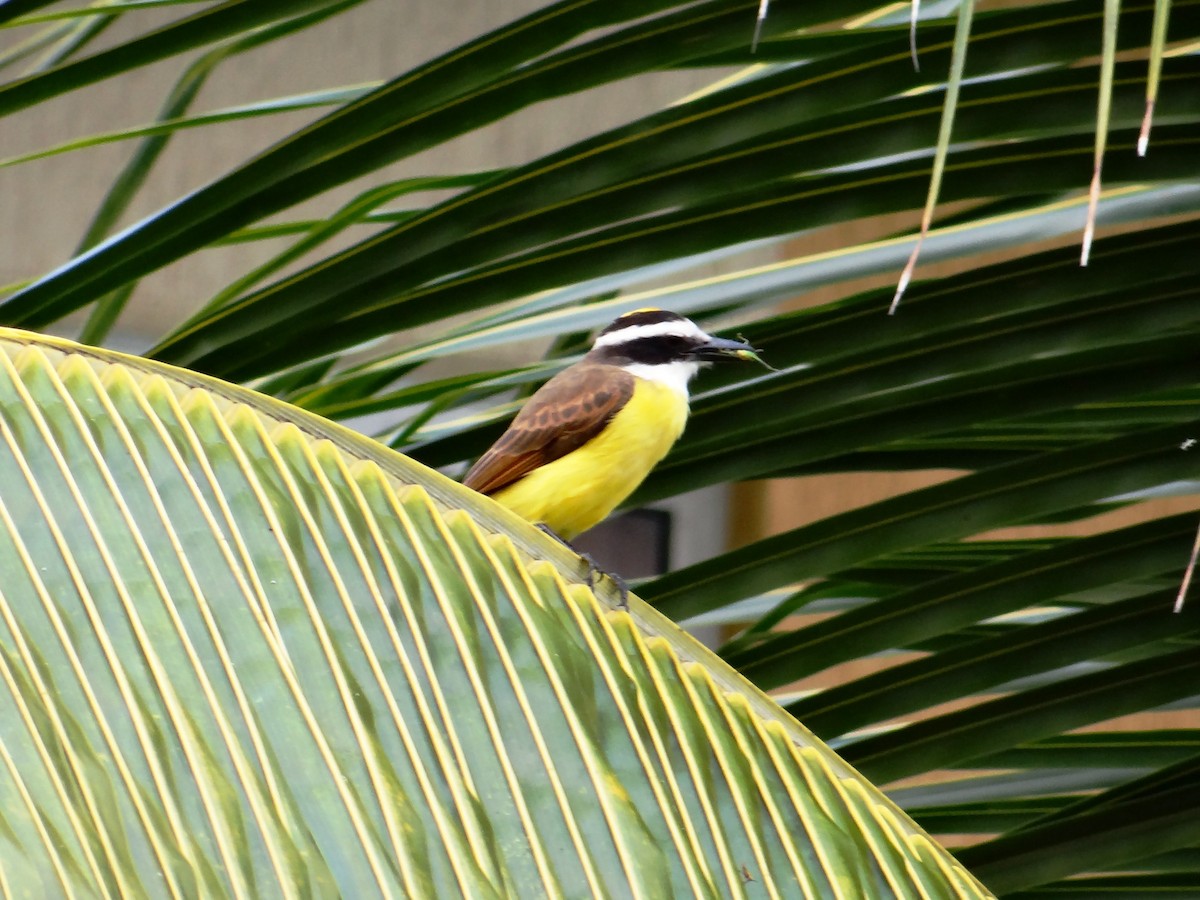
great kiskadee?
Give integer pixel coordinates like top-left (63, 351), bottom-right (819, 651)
top-left (463, 308), bottom-right (763, 540)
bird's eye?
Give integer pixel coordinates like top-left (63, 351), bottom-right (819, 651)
top-left (667, 336), bottom-right (694, 354)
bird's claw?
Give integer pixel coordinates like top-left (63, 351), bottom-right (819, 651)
top-left (536, 524), bottom-right (629, 610)
top-left (581, 552), bottom-right (629, 610)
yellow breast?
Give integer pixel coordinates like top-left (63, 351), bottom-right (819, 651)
top-left (490, 378), bottom-right (689, 540)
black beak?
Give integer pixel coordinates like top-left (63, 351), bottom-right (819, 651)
top-left (691, 335), bottom-right (763, 364)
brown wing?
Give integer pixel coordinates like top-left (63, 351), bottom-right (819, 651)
top-left (463, 364), bottom-right (634, 496)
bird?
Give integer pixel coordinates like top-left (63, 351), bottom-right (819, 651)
top-left (463, 308), bottom-right (766, 548)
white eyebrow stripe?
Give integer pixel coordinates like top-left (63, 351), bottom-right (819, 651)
top-left (592, 318), bottom-right (709, 349)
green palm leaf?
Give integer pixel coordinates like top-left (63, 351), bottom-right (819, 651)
top-left (0, 329), bottom-right (989, 897)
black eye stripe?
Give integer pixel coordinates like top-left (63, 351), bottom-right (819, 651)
top-left (602, 335), bottom-right (696, 365)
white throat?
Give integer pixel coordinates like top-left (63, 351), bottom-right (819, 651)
top-left (622, 360), bottom-right (699, 397)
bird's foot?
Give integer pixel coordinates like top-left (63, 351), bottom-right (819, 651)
top-left (536, 524), bottom-right (629, 610)
top-left (582, 554), bottom-right (629, 611)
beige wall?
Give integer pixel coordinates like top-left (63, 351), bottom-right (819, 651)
top-left (2, 2), bottom-right (724, 341)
